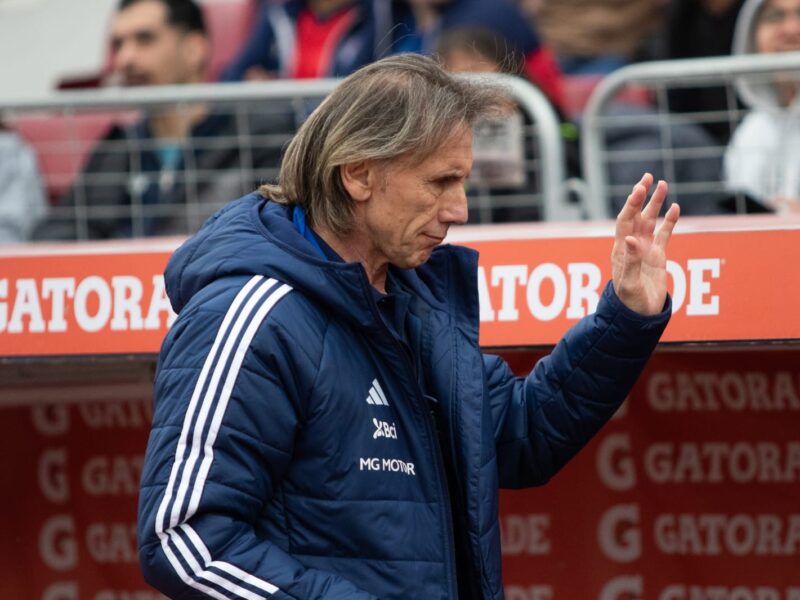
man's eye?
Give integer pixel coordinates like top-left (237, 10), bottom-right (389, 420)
top-left (135, 31), bottom-right (156, 45)
top-left (762, 9), bottom-right (787, 23)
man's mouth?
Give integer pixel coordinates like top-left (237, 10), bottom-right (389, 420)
top-left (423, 233), bottom-right (445, 245)
top-left (122, 72), bottom-right (151, 86)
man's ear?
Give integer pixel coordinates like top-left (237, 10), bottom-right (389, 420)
top-left (340, 160), bottom-right (376, 203)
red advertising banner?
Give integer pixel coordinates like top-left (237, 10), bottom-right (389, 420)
top-left (1, 216), bottom-right (799, 358)
top-left (0, 374), bottom-right (161, 600)
top-left (500, 348), bottom-right (800, 600)
top-left (1, 216), bottom-right (798, 599)
top-left (447, 215), bottom-right (800, 347)
top-left (0, 240), bottom-right (179, 357)
top-left (1, 349), bottom-right (798, 599)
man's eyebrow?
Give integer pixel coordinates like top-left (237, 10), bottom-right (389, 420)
top-left (429, 174), bottom-right (457, 183)
top-left (436, 170), bottom-right (469, 180)
top-left (110, 26), bottom-right (158, 45)
top-left (134, 27), bottom-right (158, 38)
top-left (436, 169), bottom-right (467, 177)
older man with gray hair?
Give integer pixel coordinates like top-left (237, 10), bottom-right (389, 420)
top-left (137, 54), bottom-right (679, 599)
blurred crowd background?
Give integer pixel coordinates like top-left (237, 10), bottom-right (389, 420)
top-left (1, 0), bottom-right (799, 243)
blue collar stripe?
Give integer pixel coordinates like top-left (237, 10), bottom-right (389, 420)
top-left (293, 205), bottom-right (327, 260)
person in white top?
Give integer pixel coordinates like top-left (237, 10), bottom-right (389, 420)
top-left (0, 125), bottom-right (47, 243)
top-left (724, 0), bottom-right (800, 213)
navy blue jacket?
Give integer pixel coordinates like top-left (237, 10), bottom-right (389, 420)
top-left (138, 194), bottom-right (670, 599)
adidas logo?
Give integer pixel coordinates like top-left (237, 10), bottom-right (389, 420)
top-left (365, 378), bottom-right (390, 407)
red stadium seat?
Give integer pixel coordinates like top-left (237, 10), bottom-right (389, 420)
top-left (10, 111), bottom-right (138, 200)
top-left (562, 74), bottom-right (653, 120)
top-left (203, 0), bottom-right (256, 81)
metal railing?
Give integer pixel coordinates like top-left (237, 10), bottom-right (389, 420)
top-left (471, 74), bottom-right (575, 222)
top-left (581, 51), bottom-right (800, 219)
top-left (1, 75), bottom-right (574, 242)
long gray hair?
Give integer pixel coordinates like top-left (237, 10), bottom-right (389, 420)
top-left (260, 53), bottom-right (509, 234)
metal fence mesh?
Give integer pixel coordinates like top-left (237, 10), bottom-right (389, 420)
top-left (580, 51), bottom-right (800, 219)
top-left (2, 75), bottom-right (570, 242)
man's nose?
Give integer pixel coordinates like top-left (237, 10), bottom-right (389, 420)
top-left (440, 186), bottom-right (469, 225)
top-left (112, 41), bottom-right (135, 72)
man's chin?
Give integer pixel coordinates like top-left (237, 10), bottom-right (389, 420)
top-left (397, 250), bottom-right (434, 270)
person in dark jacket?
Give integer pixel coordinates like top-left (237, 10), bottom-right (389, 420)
top-left (436, 26), bottom-right (581, 223)
top-left (391, 0), bottom-right (564, 110)
top-left (138, 54), bottom-right (680, 599)
top-left (32, 0), bottom-right (292, 240)
top-left (661, 0), bottom-right (746, 145)
top-left (221, 0), bottom-right (395, 81)
top-left (222, 0), bottom-right (564, 110)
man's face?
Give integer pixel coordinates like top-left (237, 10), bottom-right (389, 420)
top-left (110, 0), bottom-right (202, 86)
top-left (359, 126), bottom-right (472, 270)
top-left (755, 0), bottom-right (800, 54)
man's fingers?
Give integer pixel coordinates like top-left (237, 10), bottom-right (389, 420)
top-left (619, 235), bottom-right (643, 290)
top-left (638, 172), bottom-right (654, 190)
top-left (654, 203), bottom-right (680, 250)
top-left (617, 174), bottom-right (654, 235)
top-left (642, 180), bottom-right (668, 221)
top-left (622, 174), bottom-right (652, 212)
top-left (640, 184), bottom-right (665, 238)
top-left (617, 184), bottom-right (647, 237)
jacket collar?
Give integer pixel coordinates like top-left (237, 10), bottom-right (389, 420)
top-left (165, 193), bottom-right (480, 340)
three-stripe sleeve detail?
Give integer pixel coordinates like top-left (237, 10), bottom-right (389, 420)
top-left (154, 275), bottom-right (292, 598)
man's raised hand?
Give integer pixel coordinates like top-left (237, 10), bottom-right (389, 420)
top-left (611, 173), bottom-right (680, 316)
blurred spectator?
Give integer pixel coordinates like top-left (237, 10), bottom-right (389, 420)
top-left (662, 0), bottom-right (746, 144)
top-left (724, 0), bottom-right (800, 213)
top-left (222, 1), bottom-right (565, 110)
top-left (521, 0), bottom-right (664, 74)
top-left (32, 0), bottom-right (290, 241)
top-left (0, 125), bottom-right (47, 243)
top-left (393, 0), bottom-right (564, 110)
top-left (436, 26), bottom-right (579, 222)
top-left (601, 103), bottom-right (726, 215)
top-left (436, 24), bottom-right (725, 219)
top-left (221, 0), bottom-right (394, 81)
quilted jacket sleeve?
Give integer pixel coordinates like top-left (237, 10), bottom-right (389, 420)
top-left (137, 281), bottom-right (377, 599)
top-left (485, 281), bottom-right (671, 489)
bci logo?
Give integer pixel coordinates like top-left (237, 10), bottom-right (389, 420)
top-left (372, 418), bottom-right (397, 440)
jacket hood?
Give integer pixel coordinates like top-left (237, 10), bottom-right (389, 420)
top-left (732, 0), bottom-right (799, 109)
top-left (164, 193), bottom-right (481, 335)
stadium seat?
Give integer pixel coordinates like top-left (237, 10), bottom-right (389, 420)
top-left (562, 74), bottom-right (653, 120)
top-left (10, 111), bottom-right (138, 200)
top-left (203, 0), bottom-right (256, 81)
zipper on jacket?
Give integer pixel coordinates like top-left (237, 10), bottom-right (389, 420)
top-left (422, 394), bottom-right (460, 599)
top-left (362, 283), bottom-right (459, 598)
top-left (393, 337), bottom-right (459, 599)
top-left (445, 381), bottom-right (485, 599)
